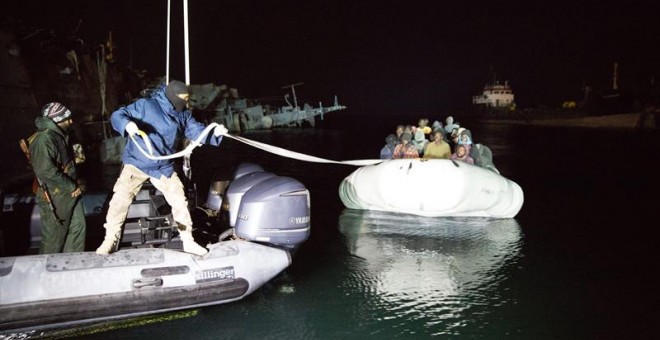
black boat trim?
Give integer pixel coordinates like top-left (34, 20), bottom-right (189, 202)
top-left (0, 278), bottom-right (249, 332)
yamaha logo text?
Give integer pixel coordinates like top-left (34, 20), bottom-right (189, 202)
top-left (288, 216), bottom-right (310, 225)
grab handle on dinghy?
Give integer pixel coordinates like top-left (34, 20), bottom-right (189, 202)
top-left (132, 277), bottom-right (164, 289)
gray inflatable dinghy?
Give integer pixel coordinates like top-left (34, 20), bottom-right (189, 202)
top-left (0, 163), bottom-right (310, 334)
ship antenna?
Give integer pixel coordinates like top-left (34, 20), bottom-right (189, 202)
top-left (165, 0), bottom-right (191, 85)
top-left (612, 62), bottom-right (618, 90)
top-left (165, 0), bottom-right (170, 84)
top-left (282, 82), bottom-right (305, 108)
top-left (183, 0), bottom-right (190, 85)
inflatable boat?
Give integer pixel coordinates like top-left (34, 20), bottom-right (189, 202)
top-left (0, 163), bottom-right (310, 334)
top-left (338, 159), bottom-right (523, 218)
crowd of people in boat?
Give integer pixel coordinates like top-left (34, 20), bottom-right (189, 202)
top-left (380, 116), bottom-right (499, 173)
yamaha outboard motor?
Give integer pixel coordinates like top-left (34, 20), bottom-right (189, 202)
top-left (234, 176), bottom-right (310, 250)
top-left (197, 163), bottom-right (269, 246)
top-left (224, 171), bottom-right (276, 227)
top-left (215, 163), bottom-right (270, 225)
top-left (206, 179), bottom-right (229, 211)
top-left (208, 163), bottom-right (265, 212)
top-left (233, 162), bottom-right (265, 179)
top-left (218, 163), bottom-right (310, 251)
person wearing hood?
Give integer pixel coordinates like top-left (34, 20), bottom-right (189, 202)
top-left (444, 116), bottom-right (460, 134)
top-left (28, 102), bottom-right (86, 253)
top-left (392, 132), bottom-right (419, 159)
top-left (411, 129), bottom-right (429, 155)
top-left (96, 80), bottom-right (229, 256)
top-left (456, 127), bottom-right (473, 154)
top-left (431, 120), bottom-right (443, 132)
top-left (380, 134), bottom-right (398, 159)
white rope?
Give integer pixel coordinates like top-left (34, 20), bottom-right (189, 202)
top-left (224, 134), bottom-right (383, 166)
top-left (129, 123), bottom-right (383, 166)
top-left (165, 0), bottom-right (171, 84)
top-left (128, 124), bottom-right (211, 160)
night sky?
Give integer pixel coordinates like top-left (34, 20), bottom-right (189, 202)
top-left (4, 0), bottom-right (659, 113)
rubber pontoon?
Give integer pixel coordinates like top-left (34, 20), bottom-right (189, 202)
top-left (0, 241), bottom-right (288, 332)
top-left (0, 163), bottom-right (311, 334)
top-left (338, 159), bottom-right (524, 218)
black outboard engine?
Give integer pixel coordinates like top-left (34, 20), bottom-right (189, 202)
top-left (221, 163), bottom-right (311, 251)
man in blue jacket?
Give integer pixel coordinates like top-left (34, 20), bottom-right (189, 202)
top-left (96, 80), bottom-right (228, 256)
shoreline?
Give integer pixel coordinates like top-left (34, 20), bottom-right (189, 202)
top-left (479, 112), bottom-right (656, 129)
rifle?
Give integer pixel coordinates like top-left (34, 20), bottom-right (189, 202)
top-left (19, 137), bottom-right (62, 223)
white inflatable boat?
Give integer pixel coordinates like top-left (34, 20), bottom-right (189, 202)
top-left (338, 159), bottom-right (523, 218)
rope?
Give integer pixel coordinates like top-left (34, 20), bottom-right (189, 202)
top-left (128, 123), bottom-right (383, 166)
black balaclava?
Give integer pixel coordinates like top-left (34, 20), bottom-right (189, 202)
top-left (165, 80), bottom-right (189, 112)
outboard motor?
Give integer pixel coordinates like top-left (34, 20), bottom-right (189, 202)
top-left (233, 162), bottom-right (265, 179)
top-left (208, 163), bottom-right (265, 212)
top-left (234, 176), bottom-right (310, 250)
top-left (206, 180), bottom-right (228, 211)
top-left (223, 171), bottom-right (276, 227)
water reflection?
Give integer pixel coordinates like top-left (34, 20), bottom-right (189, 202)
top-left (338, 209), bottom-right (522, 336)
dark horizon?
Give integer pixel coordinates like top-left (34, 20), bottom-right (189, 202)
top-left (3, 0), bottom-right (659, 113)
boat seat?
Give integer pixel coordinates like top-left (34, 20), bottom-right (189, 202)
top-left (120, 192), bottom-right (178, 249)
top-left (136, 214), bottom-right (176, 246)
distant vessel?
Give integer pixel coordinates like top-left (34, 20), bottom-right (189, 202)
top-left (472, 81), bottom-right (515, 108)
top-left (191, 82), bottom-right (346, 133)
top-left (475, 63), bottom-right (657, 129)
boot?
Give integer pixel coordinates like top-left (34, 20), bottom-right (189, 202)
top-left (180, 231), bottom-right (208, 256)
top-left (96, 232), bottom-right (120, 255)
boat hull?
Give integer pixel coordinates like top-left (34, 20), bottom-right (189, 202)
top-left (338, 159), bottom-right (523, 218)
top-left (0, 240), bottom-right (290, 333)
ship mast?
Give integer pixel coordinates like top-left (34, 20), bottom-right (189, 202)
top-left (612, 62), bottom-right (618, 91)
top-left (183, 0), bottom-right (190, 85)
top-left (165, 0), bottom-right (191, 85)
top-left (282, 82), bottom-right (305, 108)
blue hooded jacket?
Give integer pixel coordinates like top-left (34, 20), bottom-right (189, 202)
top-left (111, 85), bottom-right (222, 178)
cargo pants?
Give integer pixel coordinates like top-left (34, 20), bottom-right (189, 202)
top-left (103, 164), bottom-right (194, 240)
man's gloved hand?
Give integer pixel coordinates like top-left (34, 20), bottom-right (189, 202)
top-left (125, 122), bottom-right (139, 136)
top-left (213, 124), bottom-right (228, 137)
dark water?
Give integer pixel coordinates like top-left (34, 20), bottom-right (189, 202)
top-left (69, 113), bottom-right (658, 339)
